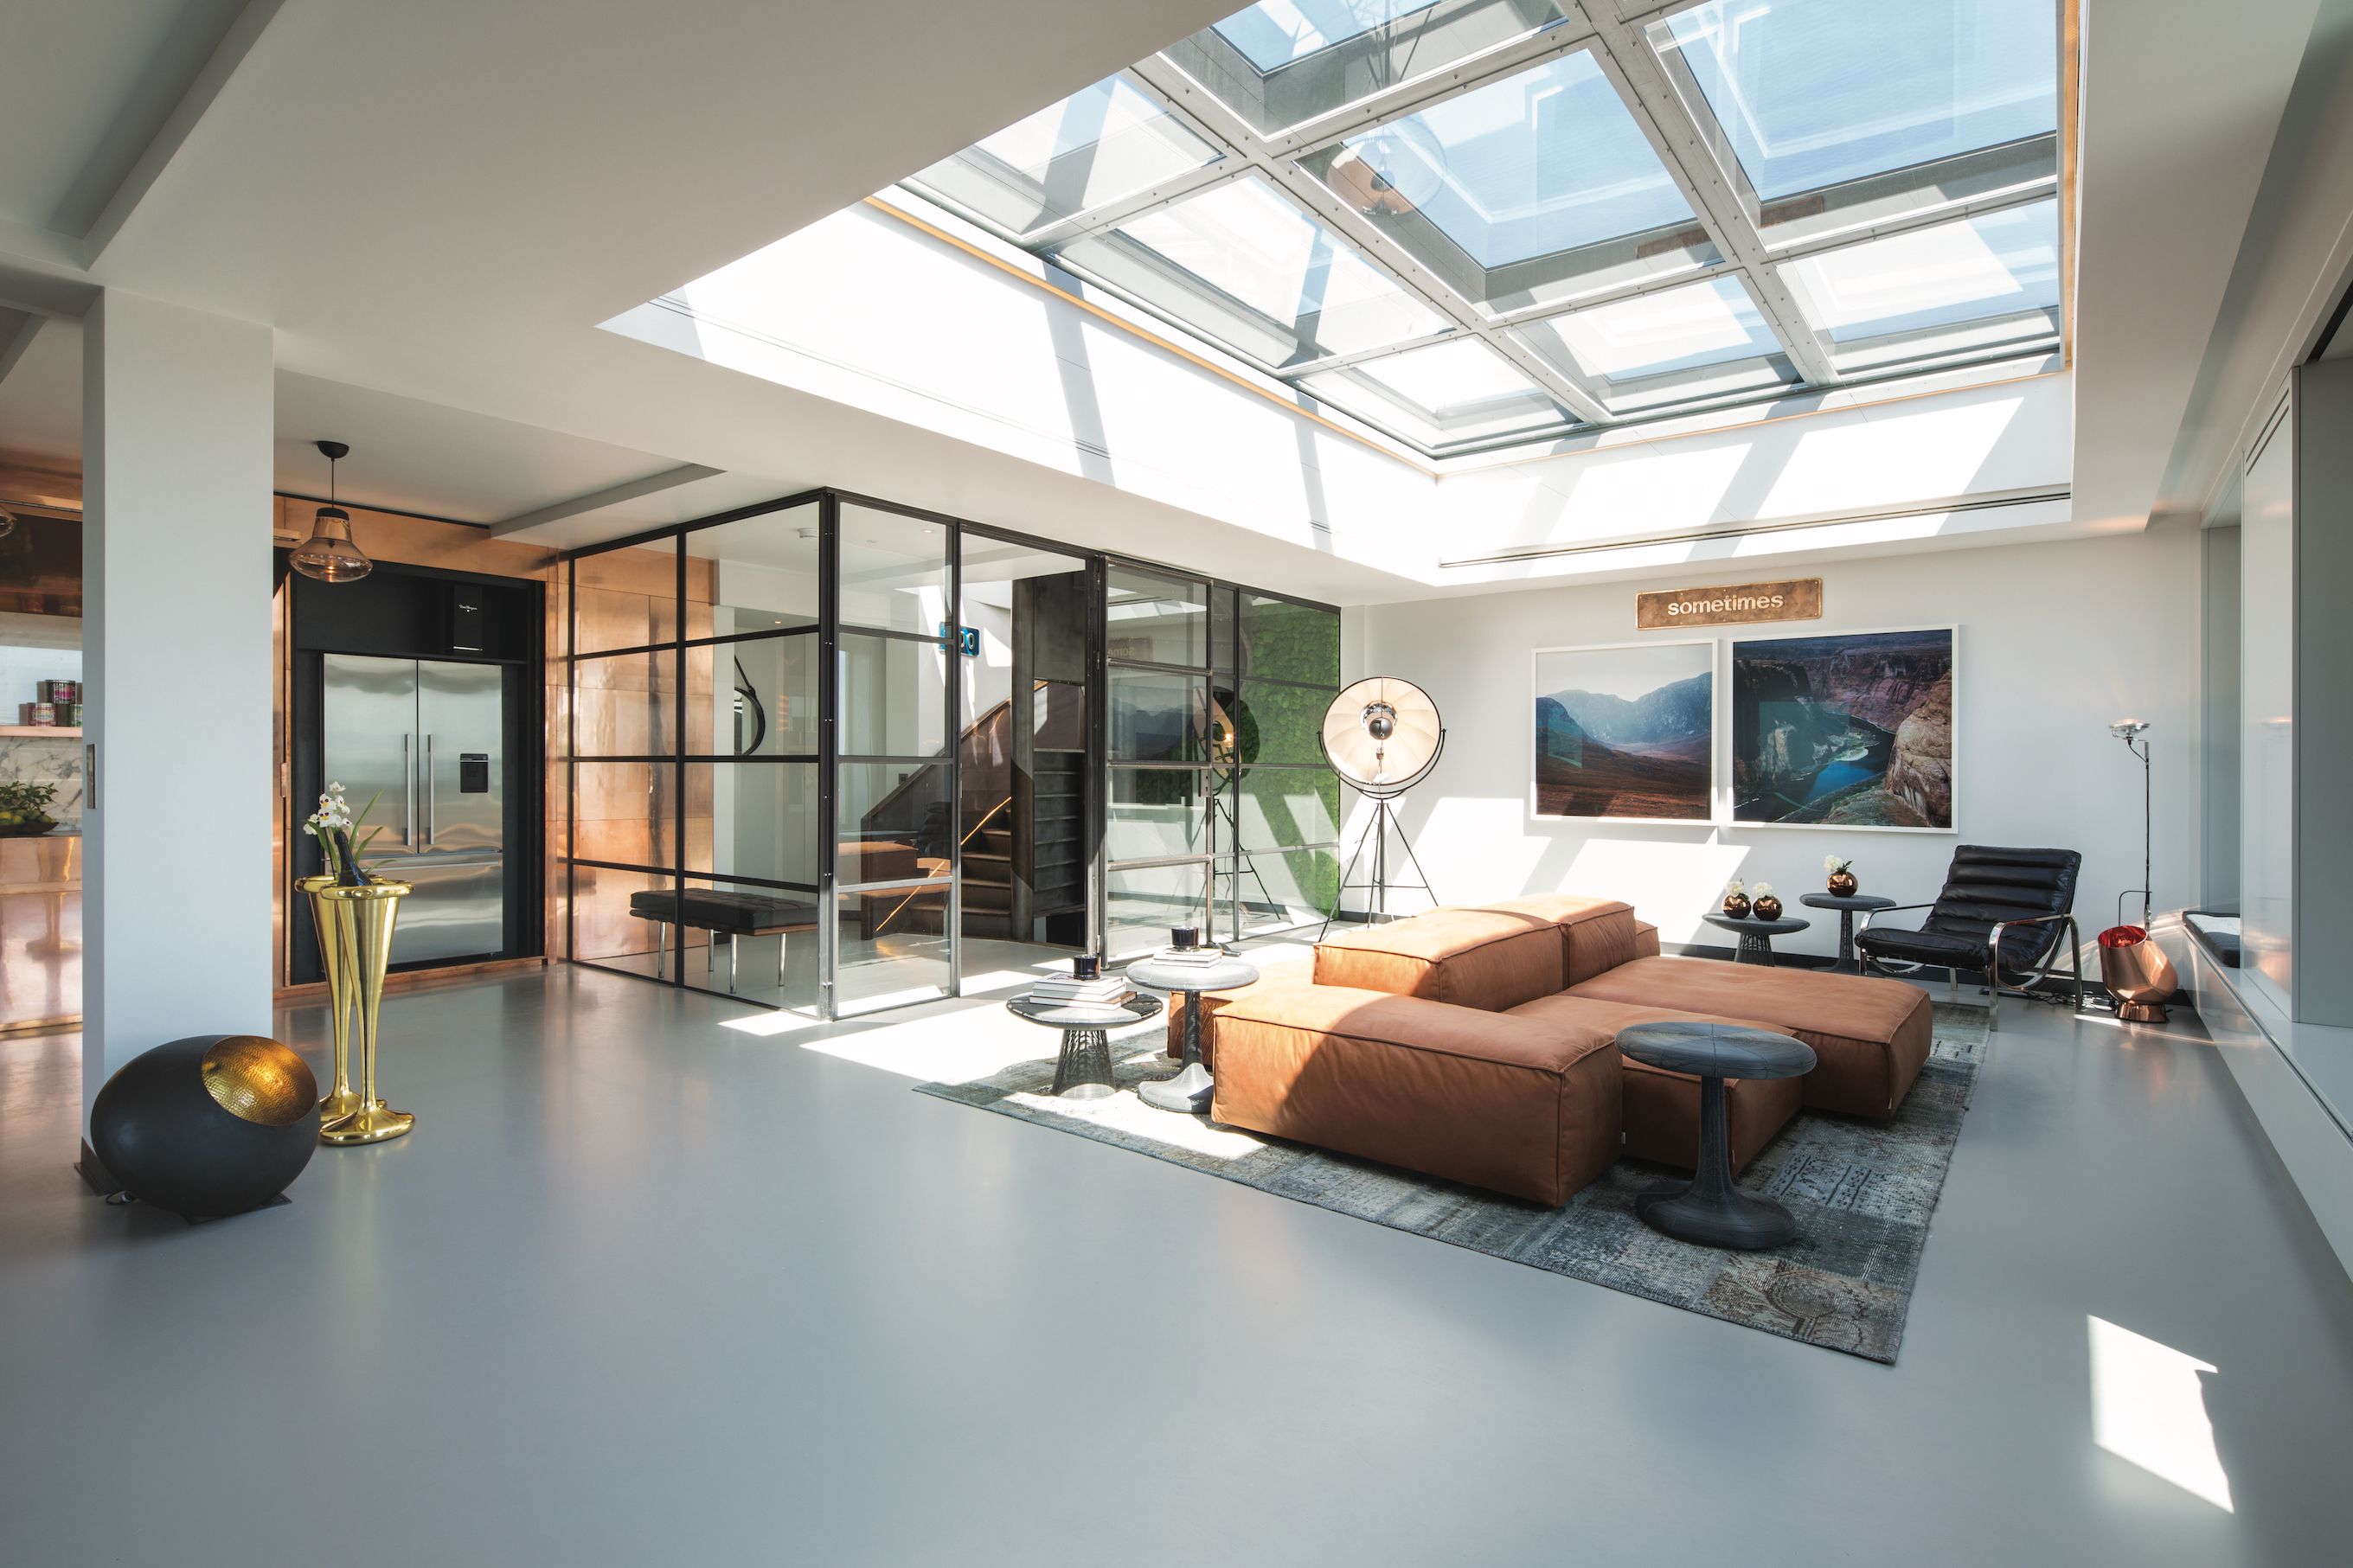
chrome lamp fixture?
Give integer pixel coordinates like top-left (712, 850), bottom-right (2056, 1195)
top-left (289, 440), bottom-right (371, 582)
top-left (1316, 676), bottom-right (1446, 937)
top-left (2109, 720), bottom-right (2152, 928)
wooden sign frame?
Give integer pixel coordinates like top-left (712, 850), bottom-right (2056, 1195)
top-left (1637, 579), bottom-right (1821, 630)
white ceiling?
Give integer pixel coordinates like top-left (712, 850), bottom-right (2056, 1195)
top-left (0, 0), bottom-right (2345, 593)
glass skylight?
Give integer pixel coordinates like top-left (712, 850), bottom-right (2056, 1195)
top-left (1512, 274), bottom-right (1795, 413)
top-left (1779, 199), bottom-right (2060, 372)
top-left (1172, 0), bottom-right (1572, 133)
top-left (1303, 49), bottom-right (1715, 312)
top-left (1650, 0), bottom-right (2057, 244)
top-left (885, 0), bottom-right (2067, 457)
top-left (1298, 336), bottom-right (1570, 448)
top-left (1053, 174), bottom-right (1446, 368)
top-left (906, 74), bottom-right (1220, 236)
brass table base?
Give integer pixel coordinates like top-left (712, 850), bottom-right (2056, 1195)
top-left (320, 1099), bottom-right (414, 1146)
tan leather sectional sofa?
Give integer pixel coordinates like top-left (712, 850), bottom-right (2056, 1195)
top-left (1162, 896), bottom-right (1934, 1206)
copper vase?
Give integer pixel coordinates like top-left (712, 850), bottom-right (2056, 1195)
top-left (2100, 937), bottom-right (2177, 1023)
top-left (1828, 871), bottom-right (1858, 897)
top-left (1722, 895), bottom-right (1751, 919)
top-left (1754, 896), bottom-right (1784, 922)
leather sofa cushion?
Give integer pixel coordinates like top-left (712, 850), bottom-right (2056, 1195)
top-left (1566, 956), bottom-right (1933, 1119)
top-left (1474, 896), bottom-right (1640, 987)
top-left (1209, 983), bottom-right (1621, 1206)
top-left (1507, 994), bottom-right (1800, 1173)
top-left (1635, 921), bottom-right (1660, 958)
top-left (1313, 907), bottom-right (1562, 1012)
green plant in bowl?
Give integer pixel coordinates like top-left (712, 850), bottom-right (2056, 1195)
top-left (0, 779), bottom-right (60, 836)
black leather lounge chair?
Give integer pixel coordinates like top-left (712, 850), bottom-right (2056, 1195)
top-left (1855, 845), bottom-right (2084, 1030)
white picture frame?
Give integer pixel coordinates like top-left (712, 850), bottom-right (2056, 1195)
top-left (1530, 639), bottom-right (1719, 824)
top-left (1727, 624), bottom-right (1959, 833)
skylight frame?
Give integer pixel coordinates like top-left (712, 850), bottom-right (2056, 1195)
top-left (884, 0), bottom-right (2069, 460)
top-left (1639, 0), bottom-right (2063, 253)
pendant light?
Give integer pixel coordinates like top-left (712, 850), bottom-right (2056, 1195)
top-left (290, 440), bottom-right (371, 582)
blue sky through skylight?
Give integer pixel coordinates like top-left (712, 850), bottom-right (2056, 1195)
top-left (1658, 0), bottom-right (2057, 202)
top-left (1213, 1), bottom-right (1435, 72)
top-left (1337, 51), bottom-right (1694, 268)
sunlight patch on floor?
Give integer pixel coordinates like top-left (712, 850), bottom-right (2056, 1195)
top-left (2089, 1315), bottom-right (2234, 1511)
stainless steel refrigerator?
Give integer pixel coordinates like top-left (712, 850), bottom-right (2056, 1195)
top-left (322, 654), bottom-right (505, 963)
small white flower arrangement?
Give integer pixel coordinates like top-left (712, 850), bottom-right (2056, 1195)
top-left (303, 781), bottom-right (386, 880)
top-left (1723, 879), bottom-right (1746, 896)
top-left (1824, 854), bottom-right (1853, 874)
top-left (1751, 881), bottom-right (1773, 896)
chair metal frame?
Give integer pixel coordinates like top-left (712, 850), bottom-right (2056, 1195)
top-left (1857, 904), bottom-right (2083, 1031)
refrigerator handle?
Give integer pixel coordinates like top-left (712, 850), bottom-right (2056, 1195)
top-left (403, 733), bottom-right (414, 848)
top-left (425, 733), bottom-right (436, 847)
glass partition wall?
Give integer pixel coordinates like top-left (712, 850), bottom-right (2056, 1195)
top-left (563, 490), bottom-right (1337, 1018)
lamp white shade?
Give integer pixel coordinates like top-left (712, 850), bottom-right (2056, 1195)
top-left (1323, 676), bottom-right (1442, 795)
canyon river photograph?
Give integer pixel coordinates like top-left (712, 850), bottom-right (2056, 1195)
top-left (1731, 628), bottom-right (1954, 829)
top-left (1535, 642), bottom-right (1714, 821)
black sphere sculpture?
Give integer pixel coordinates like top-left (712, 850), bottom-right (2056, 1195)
top-left (92, 1035), bottom-right (320, 1219)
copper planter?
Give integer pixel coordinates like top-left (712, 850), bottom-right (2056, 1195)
top-left (2100, 937), bottom-right (2177, 1023)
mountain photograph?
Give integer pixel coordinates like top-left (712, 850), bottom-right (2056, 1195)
top-left (1534, 643), bottom-right (1714, 821)
top-left (1730, 629), bottom-right (1953, 829)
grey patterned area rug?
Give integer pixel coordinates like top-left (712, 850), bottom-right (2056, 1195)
top-left (917, 1002), bottom-right (1991, 1363)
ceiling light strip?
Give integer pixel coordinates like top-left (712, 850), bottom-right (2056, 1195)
top-left (859, 196), bottom-right (1437, 476)
top-left (1438, 487), bottom-right (2073, 567)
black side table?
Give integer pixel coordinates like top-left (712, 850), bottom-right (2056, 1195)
top-left (1800, 893), bottom-right (1897, 976)
top-left (1125, 952), bottom-right (1260, 1113)
top-left (1616, 1021), bottom-right (1818, 1250)
top-left (1005, 995), bottom-right (1163, 1100)
top-left (1699, 913), bottom-right (1810, 967)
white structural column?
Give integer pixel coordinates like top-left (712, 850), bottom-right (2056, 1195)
top-left (81, 291), bottom-right (274, 1129)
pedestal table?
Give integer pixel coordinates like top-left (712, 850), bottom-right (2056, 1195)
top-left (1125, 951), bottom-right (1260, 1114)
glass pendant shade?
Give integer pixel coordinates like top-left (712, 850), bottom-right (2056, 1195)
top-left (291, 504), bottom-right (371, 582)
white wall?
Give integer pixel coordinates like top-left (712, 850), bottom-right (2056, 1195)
top-left (1359, 528), bottom-right (2202, 963)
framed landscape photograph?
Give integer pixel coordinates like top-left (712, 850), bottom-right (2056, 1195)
top-left (1731, 627), bottom-right (1955, 830)
top-left (1532, 641), bottom-right (1715, 822)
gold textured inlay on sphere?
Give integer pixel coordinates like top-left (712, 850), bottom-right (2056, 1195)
top-left (201, 1036), bottom-right (317, 1127)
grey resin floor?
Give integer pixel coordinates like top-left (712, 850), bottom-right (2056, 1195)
top-left (3, 964), bottom-right (2351, 1566)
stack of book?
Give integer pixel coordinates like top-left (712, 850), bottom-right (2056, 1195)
top-left (1028, 973), bottom-right (1133, 1007)
top-left (1151, 944), bottom-right (1228, 970)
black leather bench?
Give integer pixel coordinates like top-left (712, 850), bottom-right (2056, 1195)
top-left (629, 889), bottom-right (819, 993)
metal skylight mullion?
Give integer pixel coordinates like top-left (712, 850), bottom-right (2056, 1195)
top-left (1581, 7), bottom-right (1838, 387)
top-left (1010, 157), bottom-right (1248, 253)
top-left (1760, 179), bottom-right (2060, 264)
top-left (1126, 54), bottom-right (1613, 427)
top-left (1199, 14), bottom-right (1602, 160)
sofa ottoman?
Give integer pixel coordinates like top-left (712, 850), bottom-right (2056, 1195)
top-left (1564, 957), bottom-right (1933, 1119)
top-left (1505, 994), bottom-right (1802, 1172)
top-left (1209, 982), bottom-right (1622, 1206)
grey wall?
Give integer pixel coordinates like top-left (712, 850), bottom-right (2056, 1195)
top-left (2202, 521), bottom-right (2242, 908)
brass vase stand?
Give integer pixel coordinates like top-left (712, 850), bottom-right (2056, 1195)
top-left (299, 874), bottom-right (416, 1144)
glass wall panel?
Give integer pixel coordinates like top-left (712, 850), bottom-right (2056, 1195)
top-left (1234, 846), bottom-right (1339, 931)
top-left (1108, 769), bottom-right (1207, 861)
top-left (1106, 567), bottom-right (1206, 666)
top-left (839, 631), bottom-right (948, 758)
top-left (1238, 681), bottom-right (1332, 766)
top-left (689, 502), bottom-right (820, 636)
top-left (835, 885), bottom-right (952, 1014)
top-left (840, 503), bottom-right (949, 635)
top-left (1238, 768), bottom-right (1341, 852)
top-left (1211, 585), bottom-right (1237, 676)
top-left (1111, 668), bottom-right (1205, 761)
top-left (573, 656), bottom-right (680, 756)
top-left (681, 872), bottom-right (822, 1012)
top-left (572, 540), bottom-right (680, 654)
top-left (1107, 861), bottom-right (1209, 958)
top-left (571, 865), bottom-right (680, 977)
top-left (689, 761), bottom-right (820, 889)
top-left (572, 761), bottom-right (679, 870)
top-left (838, 762), bottom-right (954, 886)
top-left (699, 632), bottom-right (817, 757)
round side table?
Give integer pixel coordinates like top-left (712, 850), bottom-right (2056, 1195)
top-left (1700, 913), bottom-right (1810, 967)
top-left (1799, 893), bottom-right (1897, 976)
top-left (1616, 1021), bottom-right (1817, 1251)
top-left (1125, 952), bottom-right (1260, 1114)
top-left (1005, 994), bottom-right (1163, 1100)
